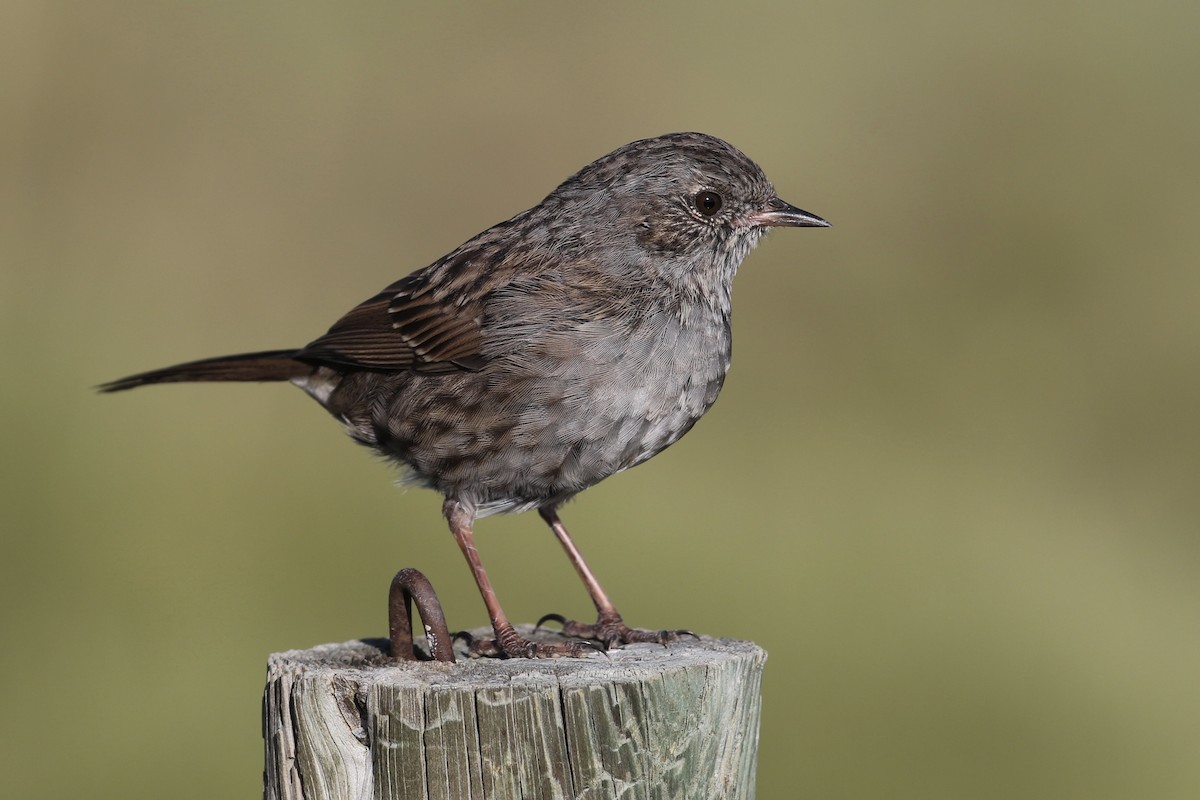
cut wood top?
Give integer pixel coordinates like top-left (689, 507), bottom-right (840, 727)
top-left (268, 627), bottom-right (766, 687)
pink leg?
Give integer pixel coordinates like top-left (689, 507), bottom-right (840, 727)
top-left (538, 506), bottom-right (692, 648)
top-left (446, 499), bottom-right (594, 658)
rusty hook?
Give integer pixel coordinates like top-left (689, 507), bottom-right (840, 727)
top-left (388, 567), bottom-right (455, 662)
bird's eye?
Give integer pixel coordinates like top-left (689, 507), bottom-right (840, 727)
top-left (694, 191), bottom-right (723, 216)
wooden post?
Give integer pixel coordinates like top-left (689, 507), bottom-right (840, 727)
top-left (263, 629), bottom-right (767, 799)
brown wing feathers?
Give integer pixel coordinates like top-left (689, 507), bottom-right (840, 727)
top-left (299, 270), bottom-right (486, 373)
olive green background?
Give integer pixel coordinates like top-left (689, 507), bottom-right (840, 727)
top-left (4, 2), bottom-right (1199, 798)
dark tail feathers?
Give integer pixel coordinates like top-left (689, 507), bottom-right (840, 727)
top-left (99, 349), bottom-right (309, 392)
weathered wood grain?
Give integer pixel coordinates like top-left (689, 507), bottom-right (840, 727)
top-left (264, 629), bottom-right (766, 800)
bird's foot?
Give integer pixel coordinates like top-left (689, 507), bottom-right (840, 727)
top-left (536, 611), bottom-right (696, 649)
top-left (455, 623), bottom-right (604, 659)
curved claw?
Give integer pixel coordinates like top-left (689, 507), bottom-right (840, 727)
top-left (454, 630), bottom-right (503, 659)
top-left (583, 639), bottom-right (612, 659)
top-left (632, 628), bottom-right (700, 647)
top-left (534, 612), bottom-right (569, 632)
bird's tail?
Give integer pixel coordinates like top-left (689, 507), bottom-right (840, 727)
top-left (98, 349), bottom-right (310, 392)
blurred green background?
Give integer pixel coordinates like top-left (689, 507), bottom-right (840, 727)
top-left (4, 2), bottom-right (1199, 798)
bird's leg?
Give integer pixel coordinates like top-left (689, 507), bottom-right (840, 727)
top-left (444, 499), bottom-right (595, 658)
top-left (537, 506), bottom-right (692, 648)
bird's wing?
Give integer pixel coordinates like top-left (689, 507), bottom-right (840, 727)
top-left (297, 258), bottom-right (488, 373)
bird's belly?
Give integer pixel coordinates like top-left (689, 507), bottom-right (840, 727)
top-left (355, 316), bottom-right (731, 515)
top-left (520, 313), bottom-right (730, 469)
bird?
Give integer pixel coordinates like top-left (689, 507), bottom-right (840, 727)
top-left (101, 132), bottom-right (829, 658)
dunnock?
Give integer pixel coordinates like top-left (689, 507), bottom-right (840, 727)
top-left (102, 132), bottom-right (829, 658)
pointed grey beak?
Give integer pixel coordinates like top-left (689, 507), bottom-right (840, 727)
top-left (749, 197), bottom-right (830, 228)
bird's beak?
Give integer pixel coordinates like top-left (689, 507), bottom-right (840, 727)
top-left (748, 197), bottom-right (830, 228)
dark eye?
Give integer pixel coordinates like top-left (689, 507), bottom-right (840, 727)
top-left (694, 191), bottom-right (723, 216)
